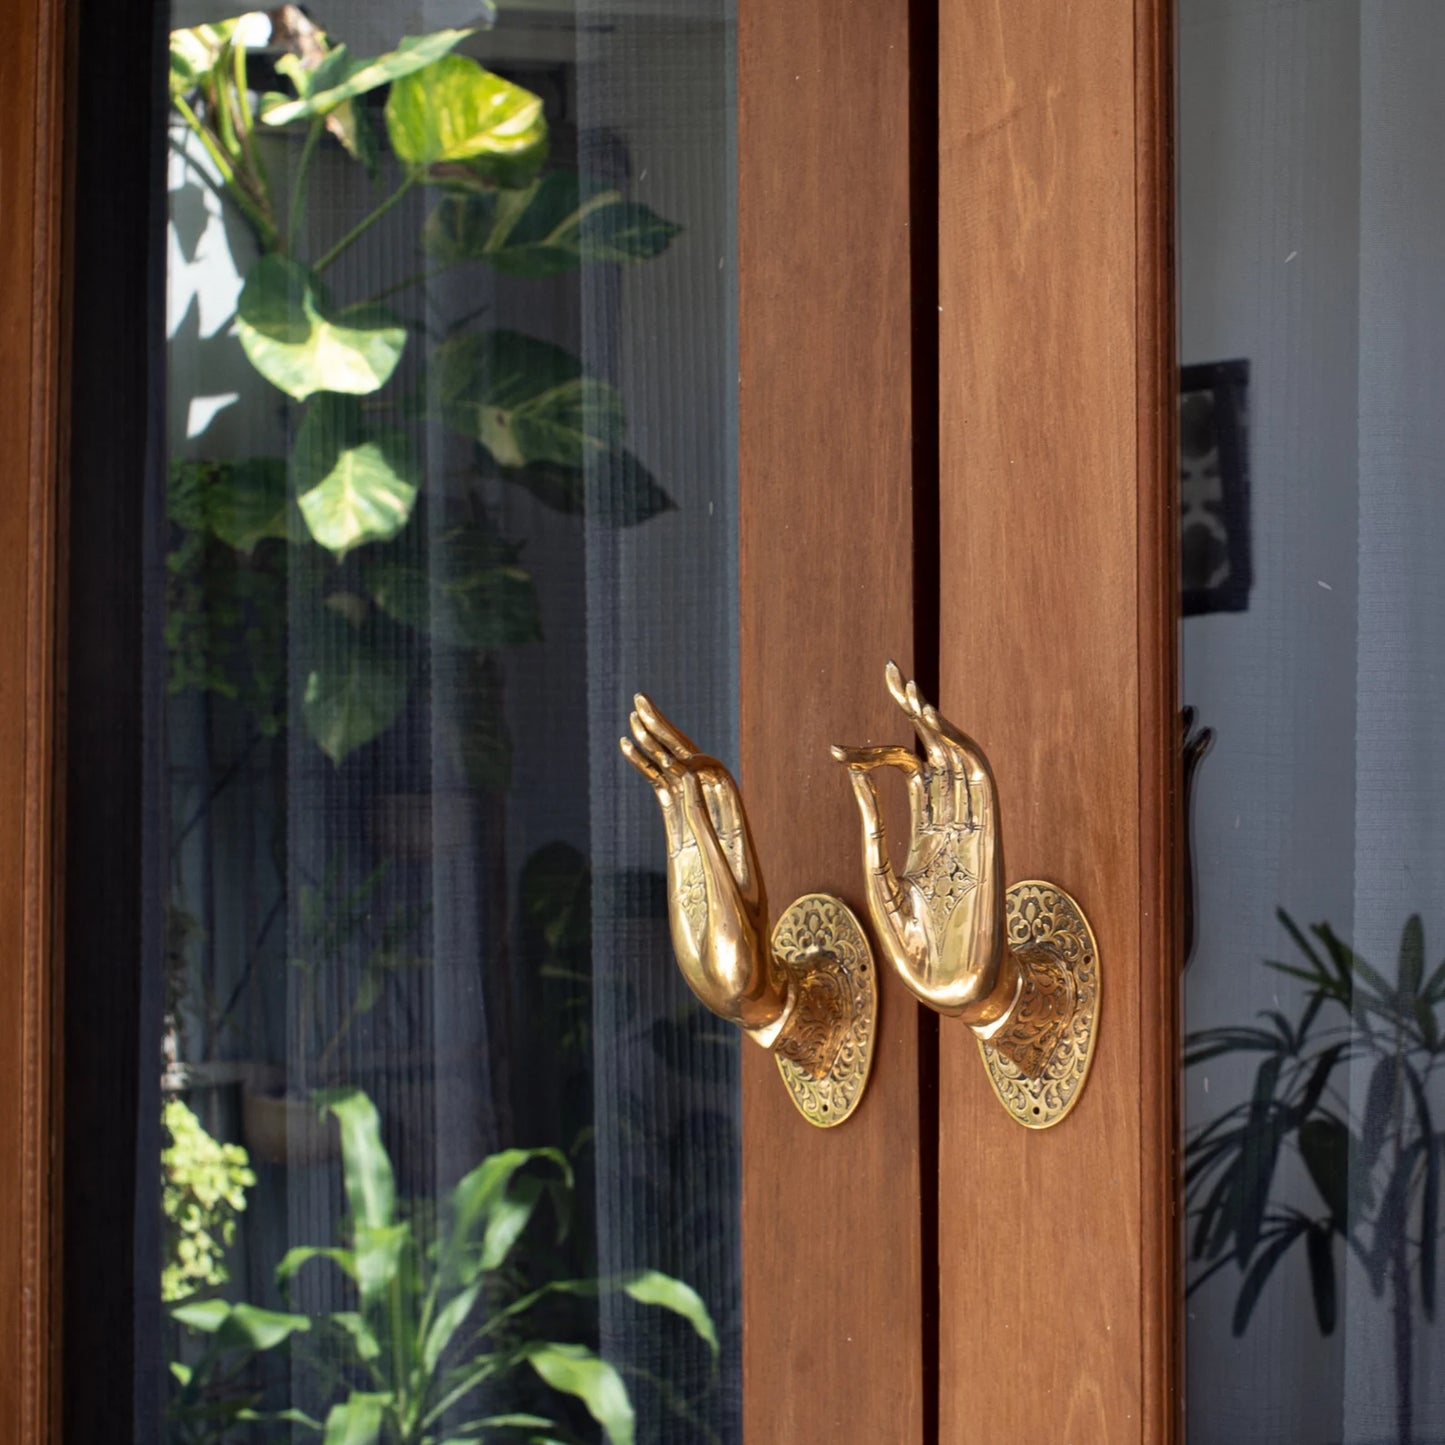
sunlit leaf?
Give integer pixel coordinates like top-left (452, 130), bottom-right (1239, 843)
top-left (621, 1270), bottom-right (718, 1355)
top-left (172, 1298), bottom-right (311, 1351)
top-left (277, 1245), bottom-right (358, 1288)
top-left (352, 1222), bottom-right (411, 1306)
top-left (262, 30), bottom-right (477, 126)
top-left (315, 1089), bottom-right (395, 1229)
top-left (293, 395), bottom-right (418, 557)
top-left (237, 256), bottom-right (406, 402)
top-left (523, 1343), bottom-right (633, 1445)
top-left (321, 1394), bottom-right (388, 1445)
top-left (433, 331), bottom-right (624, 469)
top-left (385, 57), bottom-right (546, 184)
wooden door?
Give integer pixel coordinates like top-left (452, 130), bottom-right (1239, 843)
top-left (736, 1), bottom-right (1178, 1441)
top-left (1, 0), bottom-right (1177, 1439)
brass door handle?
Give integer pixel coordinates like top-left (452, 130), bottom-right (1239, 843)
top-left (831, 663), bottom-right (1101, 1129)
top-left (621, 696), bottom-right (876, 1127)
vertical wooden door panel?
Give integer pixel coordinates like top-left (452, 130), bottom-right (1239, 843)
top-left (0, 0), bottom-right (66, 1435)
top-left (738, 0), bottom-right (925, 1440)
top-left (935, 1), bottom-right (1177, 1441)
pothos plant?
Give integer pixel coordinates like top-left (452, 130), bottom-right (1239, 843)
top-left (1185, 910), bottom-right (1445, 1445)
top-left (168, 8), bottom-right (680, 769)
top-left (168, 1090), bottom-right (716, 1444)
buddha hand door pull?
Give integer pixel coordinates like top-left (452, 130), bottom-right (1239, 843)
top-left (621, 695), bottom-right (876, 1128)
top-left (831, 663), bottom-right (1100, 1129)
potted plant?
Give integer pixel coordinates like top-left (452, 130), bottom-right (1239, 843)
top-left (1186, 911), bottom-right (1445, 1444)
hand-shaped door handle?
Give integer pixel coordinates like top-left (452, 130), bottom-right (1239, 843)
top-left (621, 696), bottom-right (876, 1127)
top-left (832, 664), bottom-right (1101, 1129)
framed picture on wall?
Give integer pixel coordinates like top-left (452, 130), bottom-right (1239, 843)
top-left (1181, 358), bottom-right (1251, 616)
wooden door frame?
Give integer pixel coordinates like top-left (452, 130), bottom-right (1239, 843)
top-left (1, 0), bottom-right (68, 1434)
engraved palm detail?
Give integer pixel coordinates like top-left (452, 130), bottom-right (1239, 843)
top-left (831, 663), bottom-right (1016, 1024)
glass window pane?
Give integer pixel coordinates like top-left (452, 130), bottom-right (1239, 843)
top-left (152, 3), bottom-right (739, 1439)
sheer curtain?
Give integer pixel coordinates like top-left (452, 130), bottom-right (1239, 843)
top-left (1181, 5), bottom-right (1445, 1441)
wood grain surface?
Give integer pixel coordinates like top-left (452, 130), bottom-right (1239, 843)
top-left (0, 0), bottom-right (67, 1435)
top-left (737, 0), bottom-right (926, 1439)
top-left (934, 1), bottom-right (1178, 1440)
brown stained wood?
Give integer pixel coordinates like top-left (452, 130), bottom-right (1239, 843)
top-left (935, 1), bottom-right (1177, 1441)
top-left (0, 0), bottom-right (67, 1436)
top-left (737, 0), bottom-right (924, 1440)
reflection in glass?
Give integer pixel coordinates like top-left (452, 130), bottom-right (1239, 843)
top-left (1181, 6), bottom-right (1445, 1442)
top-left (158, 4), bottom-right (738, 1439)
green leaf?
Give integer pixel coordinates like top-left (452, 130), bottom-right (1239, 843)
top-left (277, 1245), bottom-right (359, 1288)
top-left (523, 1343), bottom-right (634, 1445)
top-left (172, 1298), bottom-right (312, 1351)
top-left (502, 450), bottom-right (675, 527)
top-left (353, 1222), bottom-right (411, 1306)
top-left (433, 331), bottom-right (625, 468)
top-left (330, 1311), bottom-right (382, 1363)
top-left (236, 1407), bottom-right (325, 1430)
top-left (293, 396), bottom-right (419, 557)
top-left (262, 30), bottom-right (477, 126)
top-left (366, 559), bottom-right (541, 649)
top-left (422, 1283), bottom-right (482, 1373)
top-left (423, 175), bottom-right (680, 278)
top-left (301, 627), bottom-right (410, 764)
top-left (443, 1147), bottom-right (571, 1284)
top-left (385, 57), bottom-right (546, 182)
top-left (205, 458), bottom-right (291, 551)
top-left (620, 1270), bottom-right (718, 1355)
top-left (321, 1394), bottom-right (389, 1445)
top-left (170, 18), bottom-right (246, 98)
top-left (521, 842), bottom-right (590, 959)
top-left (237, 256), bottom-right (406, 402)
top-left (319, 1089), bottom-right (396, 1228)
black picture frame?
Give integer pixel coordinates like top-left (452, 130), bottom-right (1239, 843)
top-left (1180, 358), bottom-right (1251, 616)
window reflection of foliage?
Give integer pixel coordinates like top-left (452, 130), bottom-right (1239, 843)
top-left (166, 460), bottom-right (289, 739)
top-left (1186, 911), bottom-right (1445, 1444)
top-left (166, 1090), bottom-right (716, 1444)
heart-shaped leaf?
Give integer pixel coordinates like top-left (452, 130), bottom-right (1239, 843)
top-left (502, 450), bottom-right (674, 527)
top-left (300, 620), bottom-right (410, 764)
top-left (237, 256), bottom-right (406, 402)
top-left (385, 56), bottom-right (546, 182)
top-left (423, 175), bottom-right (680, 278)
top-left (261, 30), bottom-right (477, 126)
top-left (292, 395), bottom-right (418, 557)
top-left (366, 553), bottom-right (541, 649)
top-left (433, 330), bottom-right (624, 468)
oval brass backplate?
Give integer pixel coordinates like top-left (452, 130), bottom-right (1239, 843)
top-left (771, 894), bottom-right (876, 1128)
top-left (977, 881), bottom-right (1100, 1129)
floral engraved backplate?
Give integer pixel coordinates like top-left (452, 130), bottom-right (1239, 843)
top-left (771, 894), bottom-right (876, 1127)
top-left (977, 881), bottom-right (1101, 1129)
